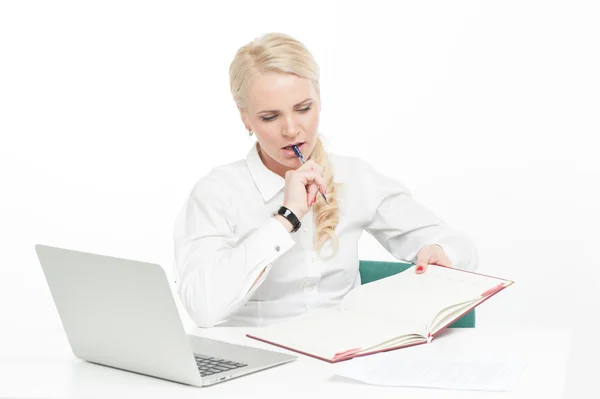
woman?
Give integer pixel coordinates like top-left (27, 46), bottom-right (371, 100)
top-left (174, 33), bottom-right (478, 328)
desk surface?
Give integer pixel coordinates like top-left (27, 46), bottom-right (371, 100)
top-left (0, 325), bottom-right (572, 399)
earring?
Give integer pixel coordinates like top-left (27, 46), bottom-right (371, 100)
top-left (248, 130), bottom-right (253, 136)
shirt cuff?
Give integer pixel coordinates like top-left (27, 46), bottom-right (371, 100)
top-left (239, 217), bottom-right (296, 295)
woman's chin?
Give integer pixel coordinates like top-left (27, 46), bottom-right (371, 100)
top-left (280, 157), bottom-right (302, 168)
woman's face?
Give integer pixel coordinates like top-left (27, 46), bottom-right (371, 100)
top-left (240, 72), bottom-right (321, 177)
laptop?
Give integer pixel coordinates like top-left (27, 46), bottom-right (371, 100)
top-left (34, 244), bottom-right (296, 387)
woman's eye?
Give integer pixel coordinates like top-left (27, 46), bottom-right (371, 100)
top-left (260, 106), bottom-right (312, 122)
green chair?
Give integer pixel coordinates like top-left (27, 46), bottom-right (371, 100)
top-left (359, 260), bottom-right (475, 328)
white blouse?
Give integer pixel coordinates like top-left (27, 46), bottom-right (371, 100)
top-left (173, 144), bottom-right (478, 328)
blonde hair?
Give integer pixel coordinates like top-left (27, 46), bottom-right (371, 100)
top-left (229, 32), bottom-right (340, 257)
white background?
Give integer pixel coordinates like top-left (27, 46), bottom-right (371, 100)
top-left (1, 0), bottom-right (598, 340)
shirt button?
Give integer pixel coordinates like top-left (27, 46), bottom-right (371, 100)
top-left (306, 285), bottom-right (315, 292)
top-left (303, 227), bottom-right (308, 232)
top-left (275, 246), bottom-right (280, 252)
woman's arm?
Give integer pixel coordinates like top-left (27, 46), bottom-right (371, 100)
top-left (359, 160), bottom-right (479, 271)
top-left (173, 176), bottom-right (295, 328)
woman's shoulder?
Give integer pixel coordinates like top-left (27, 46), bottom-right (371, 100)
top-left (190, 158), bottom-right (250, 195)
top-left (329, 152), bottom-right (411, 195)
top-left (329, 152), bottom-right (378, 180)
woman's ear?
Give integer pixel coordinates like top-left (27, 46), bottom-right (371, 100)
top-left (238, 106), bottom-right (251, 131)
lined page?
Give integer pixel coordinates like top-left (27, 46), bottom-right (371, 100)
top-left (342, 265), bottom-right (509, 324)
top-left (249, 307), bottom-right (425, 360)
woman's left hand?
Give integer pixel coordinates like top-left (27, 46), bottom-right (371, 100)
top-left (415, 245), bottom-right (452, 274)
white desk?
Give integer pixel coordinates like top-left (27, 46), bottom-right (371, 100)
top-left (0, 326), bottom-right (571, 399)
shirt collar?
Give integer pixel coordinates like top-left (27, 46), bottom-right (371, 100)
top-left (246, 143), bottom-right (285, 202)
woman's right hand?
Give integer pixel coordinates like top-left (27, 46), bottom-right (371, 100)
top-left (282, 160), bottom-right (327, 220)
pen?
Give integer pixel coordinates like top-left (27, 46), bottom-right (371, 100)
top-left (292, 145), bottom-right (330, 205)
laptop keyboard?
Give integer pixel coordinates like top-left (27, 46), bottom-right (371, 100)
top-left (194, 354), bottom-right (248, 377)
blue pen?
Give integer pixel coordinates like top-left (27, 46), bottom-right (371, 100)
top-left (292, 145), bottom-right (330, 205)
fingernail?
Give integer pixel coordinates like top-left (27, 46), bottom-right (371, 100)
top-left (416, 266), bottom-right (424, 273)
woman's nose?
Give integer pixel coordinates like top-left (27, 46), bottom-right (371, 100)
top-left (281, 114), bottom-right (299, 137)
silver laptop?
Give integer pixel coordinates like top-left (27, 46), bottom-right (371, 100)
top-left (34, 244), bottom-right (296, 387)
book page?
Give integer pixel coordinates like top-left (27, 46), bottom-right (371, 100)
top-left (429, 298), bottom-right (482, 334)
top-left (361, 334), bottom-right (427, 353)
top-left (249, 307), bottom-right (425, 360)
top-left (342, 265), bottom-right (509, 329)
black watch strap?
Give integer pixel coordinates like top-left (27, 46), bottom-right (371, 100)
top-left (276, 206), bottom-right (301, 233)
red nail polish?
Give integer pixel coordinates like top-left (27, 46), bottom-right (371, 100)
top-left (416, 266), bottom-right (424, 273)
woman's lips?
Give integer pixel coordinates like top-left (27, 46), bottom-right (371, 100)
top-left (281, 142), bottom-right (304, 158)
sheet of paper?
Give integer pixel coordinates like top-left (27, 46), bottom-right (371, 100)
top-left (333, 335), bottom-right (529, 391)
top-left (335, 357), bottom-right (528, 391)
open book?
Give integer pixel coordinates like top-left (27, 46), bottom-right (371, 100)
top-left (247, 265), bottom-right (513, 363)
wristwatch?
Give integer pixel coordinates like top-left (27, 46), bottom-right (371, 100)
top-left (275, 206), bottom-right (301, 233)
